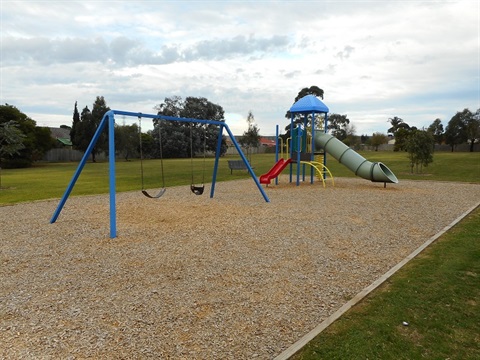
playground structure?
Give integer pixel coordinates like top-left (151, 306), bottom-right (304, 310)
top-left (51, 97), bottom-right (398, 238)
top-left (260, 95), bottom-right (398, 186)
top-left (50, 110), bottom-right (270, 238)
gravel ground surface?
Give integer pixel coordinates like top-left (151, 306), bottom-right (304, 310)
top-left (1, 177), bottom-right (479, 359)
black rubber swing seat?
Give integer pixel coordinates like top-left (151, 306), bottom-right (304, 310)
top-left (141, 188), bottom-right (166, 199)
top-left (190, 185), bottom-right (204, 196)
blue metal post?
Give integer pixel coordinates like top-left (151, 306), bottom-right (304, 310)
top-left (223, 124), bottom-right (270, 202)
top-left (108, 112), bottom-right (117, 238)
top-left (275, 124), bottom-right (279, 186)
top-left (210, 124), bottom-right (224, 198)
top-left (50, 112), bottom-right (110, 224)
top-left (310, 111), bottom-right (315, 184)
top-left (323, 113), bottom-right (328, 180)
top-left (296, 127), bottom-right (301, 186)
top-left (289, 114), bottom-right (294, 183)
top-left (302, 114), bottom-right (307, 182)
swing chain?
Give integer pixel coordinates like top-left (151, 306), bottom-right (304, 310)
top-left (190, 123), bottom-right (206, 195)
top-left (139, 114), bottom-right (166, 199)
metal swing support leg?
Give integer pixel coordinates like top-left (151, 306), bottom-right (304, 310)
top-left (50, 111), bottom-right (118, 239)
top-left (108, 112), bottom-right (117, 238)
top-left (210, 124), bottom-right (225, 198)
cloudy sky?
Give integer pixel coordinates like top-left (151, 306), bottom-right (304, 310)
top-left (1, 0), bottom-right (478, 136)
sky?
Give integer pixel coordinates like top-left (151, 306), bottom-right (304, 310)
top-left (1, 0), bottom-right (479, 136)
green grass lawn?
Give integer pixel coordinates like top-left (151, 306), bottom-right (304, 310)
top-left (1, 151), bottom-right (479, 205)
top-left (292, 207), bottom-right (480, 360)
top-left (0, 157), bottom-right (253, 204)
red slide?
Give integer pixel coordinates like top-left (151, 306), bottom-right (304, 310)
top-left (259, 158), bottom-right (292, 184)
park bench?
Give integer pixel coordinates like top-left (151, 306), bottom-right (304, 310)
top-left (227, 160), bottom-right (252, 174)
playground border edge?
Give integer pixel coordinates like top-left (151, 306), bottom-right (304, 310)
top-left (273, 200), bottom-right (480, 360)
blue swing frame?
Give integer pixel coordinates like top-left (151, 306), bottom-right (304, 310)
top-left (50, 110), bottom-right (269, 238)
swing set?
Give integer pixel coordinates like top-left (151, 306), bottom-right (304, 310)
top-left (50, 110), bottom-right (269, 238)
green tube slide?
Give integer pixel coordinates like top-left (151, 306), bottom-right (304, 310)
top-left (314, 133), bottom-right (399, 184)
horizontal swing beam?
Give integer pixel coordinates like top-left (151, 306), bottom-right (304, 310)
top-left (114, 110), bottom-right (227, 127)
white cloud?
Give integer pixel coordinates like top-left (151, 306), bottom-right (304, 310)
top-left (1, 0), bottom-right (478, 137)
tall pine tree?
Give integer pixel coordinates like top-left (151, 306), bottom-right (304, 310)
top-left (71, 97), bottom-right (110, 162)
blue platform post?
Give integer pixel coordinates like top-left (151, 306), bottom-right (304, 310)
top-left (296, 127), bottom-right (301, 186)
top-left (310, 111), bottom-right (315, 184)
top-left (289, 114), bottom-right (294, 183)
top-left (302, 114), bottom-right (308, 182)
top-left (323, 113), bottom-right (328, 180)
top-left (275, 125), bottom-right (279, 186)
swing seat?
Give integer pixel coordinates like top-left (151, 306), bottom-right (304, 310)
top-left (142, 188), bottom-right (166, 199)
top-left (190, 184), bottom-right (205, 196)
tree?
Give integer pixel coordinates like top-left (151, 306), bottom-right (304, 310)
top-left (328, 113), bottom-right (350, 141)
top-left (70, 101), bottom-right (80, 144)
top-left (72, 106), bottom-right (95, 160)
top-left (115, 124), bottom-right (140, 161)
top-left (154, 96), bottom-right (227, 158)
top-left (0, 121), bottom-right (26, 188)
top-left (153, 96), bottom-right (188, 158)
top-left (393, 127), bottom-right (413, 152)
top-left (427, 118), bottom-right (444, 147)
top-left (388, 118), bottom-right (417, 152)
top-left (294, 85), bottom-right (324, 102)
top-left (465, 108), bottom-right (480, 152)
top-left (32, 126), bottom-right (55, 161)
top-left (445, 110), bottom-right (469, 152)
top-left (71, 97), bottom-right (111, 162)
top-left (0, 121), bottom-right (25, 158)
top-left (369, 132), bottom-right (388, 151)
top-left (387, 116), bottom-right (410, 136)
top-left (91, 96), bottom-right (111, 157)
top-left (342, 124), bottom-right (358, 147)
top-left (0, 104), bottom-right (53, 167)
top-left (405, 130), bottom-right (434, 174)
top-left (239, 111), bottom-right (260, 163)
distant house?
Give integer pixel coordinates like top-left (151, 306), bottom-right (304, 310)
top-left (225, 136), bottom-right (276, 148)
top-left (49, 127), bottom-right (73, 147)
top-left (224, 135), bottom-right (276, 155)
top-left (44, 127), bottom-right (84, 162)
top-left (259, 137), bottom-right (276, 147)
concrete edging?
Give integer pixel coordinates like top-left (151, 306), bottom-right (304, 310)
top-left (274, 201), bottom-right (480, 360)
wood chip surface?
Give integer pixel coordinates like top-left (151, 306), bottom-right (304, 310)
top-left (1, 177), bottom-right (479, 359)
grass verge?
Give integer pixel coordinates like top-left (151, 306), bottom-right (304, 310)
top-left (291, 206), bottom-right (480, 360)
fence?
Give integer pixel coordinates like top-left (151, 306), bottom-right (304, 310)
top-left (43, 142), bottom-right (479, 162)
top-left (43, 148), bottom-right (108, 162)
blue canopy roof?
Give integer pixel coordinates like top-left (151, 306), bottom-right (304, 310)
top-left (289, 94), bottom-right (329, 114)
